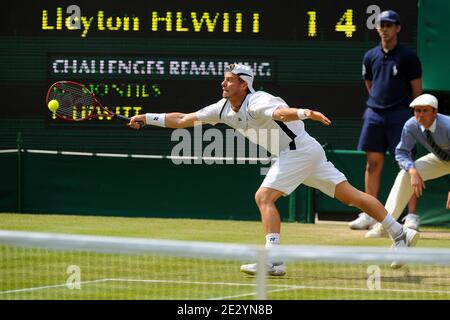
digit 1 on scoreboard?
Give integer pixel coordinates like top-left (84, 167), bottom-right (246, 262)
top-left (307, 11), bottom-right (317, 37)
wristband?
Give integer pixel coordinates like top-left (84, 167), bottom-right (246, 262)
top-left (297, 108), bottom-right (308, 120)
top-left (145, 113), bottom-right (166, 127)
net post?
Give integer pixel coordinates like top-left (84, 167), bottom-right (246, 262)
top-left (255, 247), bottom-right (267, 300)
top-left (16, 132), bottom-right (22, 213)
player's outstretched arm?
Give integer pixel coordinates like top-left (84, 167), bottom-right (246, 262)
top-left (304, 109), bottom-right (332, 125)
top-left (164, 112), bottom-right (199, 128)
top-left (272, 107), bottom-right (331, 126)
top-left (129, 112), bottom-right (199, 129)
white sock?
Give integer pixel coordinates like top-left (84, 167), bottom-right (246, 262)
top-left (265, 233), bottom-right (280, 248)
top-left (381, 214), bottom-right (403, 238)
top-left (265, 233), bottom-right (282, 265)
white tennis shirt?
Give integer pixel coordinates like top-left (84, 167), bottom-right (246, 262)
top-left (196, 91), bottom-right (310, 156)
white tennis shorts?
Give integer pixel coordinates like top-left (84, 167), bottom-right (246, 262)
top-left (261, 137), bottom-right (347, 197)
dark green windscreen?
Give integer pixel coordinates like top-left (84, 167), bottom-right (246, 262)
top-left (418, 0), bottom-right (450, 92)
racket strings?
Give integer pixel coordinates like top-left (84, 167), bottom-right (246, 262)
top-left (49, 83), bottom-right (96, 120)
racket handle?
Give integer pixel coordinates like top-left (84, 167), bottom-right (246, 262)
top-left (114, 114), bottom-right (145, 128)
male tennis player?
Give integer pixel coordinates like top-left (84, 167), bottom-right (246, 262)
top-left (129, 63), bottom-right (419, 275)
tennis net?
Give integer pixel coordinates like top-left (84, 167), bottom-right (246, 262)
top-left (1, 230), bottom-right (450, 300)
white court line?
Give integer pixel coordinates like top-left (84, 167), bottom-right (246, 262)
top-left (0, 278), bottom-right (255, 296)
top-left (209, 287), bottom-right (304, 300)
top-left (209, 284), bottom-right (450, 300)
top-left (106, 278), bottom-right (450, 299)
top-left (0, 279), bottom-right (110, 295)
top-left (106, 278), bottom-right (450, 297)
top-left (1, 278), bottom-right (448, 298)
top-left (106, 278), bottom-right (257, 287)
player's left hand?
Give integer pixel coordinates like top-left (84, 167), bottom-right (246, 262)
top-left (306, 110), bottom-right (331, 126)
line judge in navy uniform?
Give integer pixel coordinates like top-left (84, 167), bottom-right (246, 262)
top-left (349, 10), bottom-right (423, 231)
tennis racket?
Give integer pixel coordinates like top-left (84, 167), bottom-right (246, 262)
top-left (46, 81), bottom-right (144, 127)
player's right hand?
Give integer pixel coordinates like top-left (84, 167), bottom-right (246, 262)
top-left (128, 115), bottom-right (146, 129)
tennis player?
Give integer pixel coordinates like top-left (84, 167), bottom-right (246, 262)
top-left (129, 63), bottom-right (419, 275)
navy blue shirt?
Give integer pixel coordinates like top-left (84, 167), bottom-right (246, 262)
top-left (362, 43), bottom-right (422, 109)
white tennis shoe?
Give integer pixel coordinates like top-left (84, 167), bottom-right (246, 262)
top-left (391, 227), bottom-right (420, 269)
top-left (402, 213), bottom-right (420, 231)
top-left (240, 262), bottom-right (286, 276)
top-left (365, 223), bottom-right (389, 238)
top-left (348, 212), bottom-right (377, 230)
top-left (366, 215), bottom-right (420, 238)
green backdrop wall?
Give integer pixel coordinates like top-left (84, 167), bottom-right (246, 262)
top-left (1, 148), bottom-right (448, 226)
top-left (418, 0), bottom-right (450, 92)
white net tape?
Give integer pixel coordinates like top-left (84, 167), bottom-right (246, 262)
top-left (1, 230), bottom-right (450, 300)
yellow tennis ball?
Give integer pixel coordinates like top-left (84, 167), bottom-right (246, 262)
top-left (48, 99), bottom-right (59, 113)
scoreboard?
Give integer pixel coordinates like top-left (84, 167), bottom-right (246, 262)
top-left (1, 0), bottom-right (418, 125)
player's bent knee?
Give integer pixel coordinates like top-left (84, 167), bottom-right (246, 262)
top-left (254, 190), bottom-right (265, 205)
top-left (255, 189), bottom-right (274, 206)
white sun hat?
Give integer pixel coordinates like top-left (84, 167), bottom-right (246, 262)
top-left (409, 93), bottom-right (438, 109)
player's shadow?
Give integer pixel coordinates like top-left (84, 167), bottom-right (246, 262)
top-left (380, 274), bottom-right (424, 284)
top-left (417, 231), bottom-right (450, 241)
top-left (382, 274), bottom-right (450, 287)
top-left (262, 273), bottom-right (426, 285)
